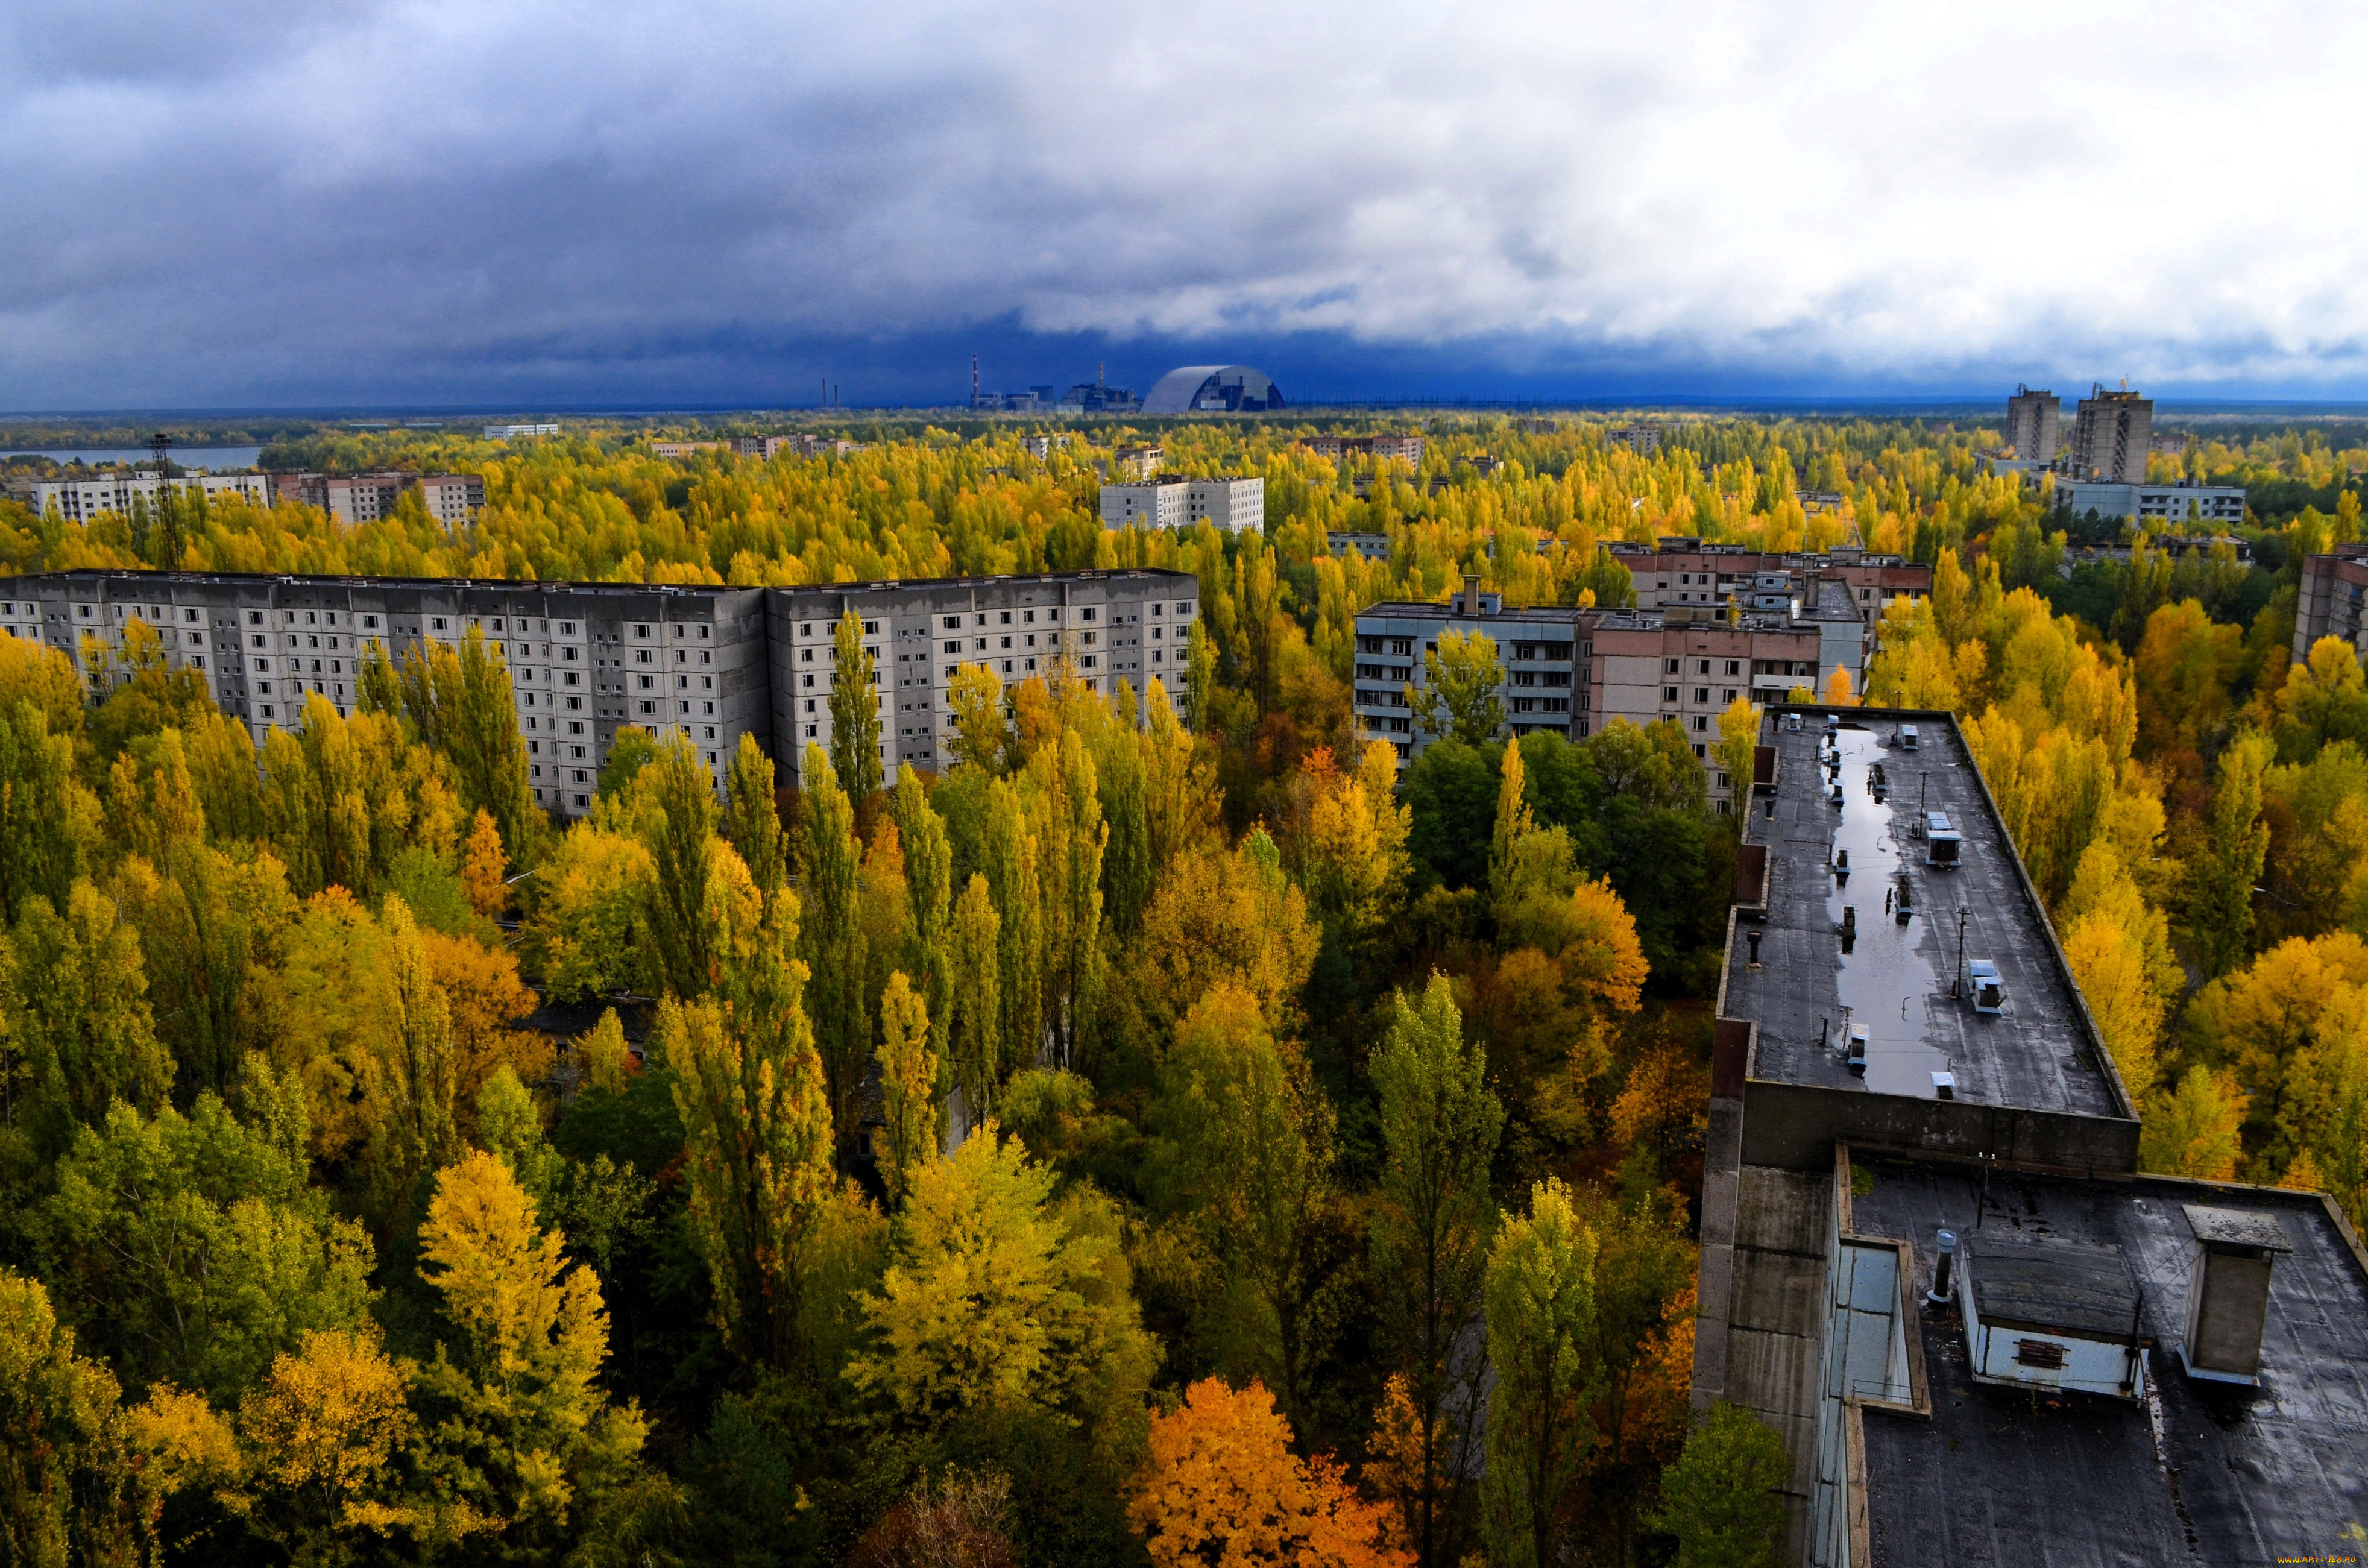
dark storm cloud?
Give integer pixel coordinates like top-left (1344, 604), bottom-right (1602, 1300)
top-left (2, 0), bottom-right (2366, 406)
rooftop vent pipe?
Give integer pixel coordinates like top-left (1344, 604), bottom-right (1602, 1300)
top-left (1927, 1229), bottom-right (1957, 1306)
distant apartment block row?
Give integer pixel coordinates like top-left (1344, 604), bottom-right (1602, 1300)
top-left (7, 471), bottom-right (276, 524)
top-left (1299, 433), bottom-right (1426, 466)
top-left (0, 567), bottom-right (1197, 817)
top-left (7, 470), bottom-right (486, 527)
top-left (646, 435), bottom-right (865, 461)
top-left (1352, 546), bottom-right (1933, 807)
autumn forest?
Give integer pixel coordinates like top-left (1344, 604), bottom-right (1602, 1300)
top-left (0, 409), bottom-right (2363, 1567)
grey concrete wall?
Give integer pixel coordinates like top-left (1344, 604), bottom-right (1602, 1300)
top-left (1739, 1080), bottom-right (2140, 1176)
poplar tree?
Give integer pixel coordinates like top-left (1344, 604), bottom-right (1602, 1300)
top-left (947, 663), bottom-right (1010, 773)
top-left (639, 736), bottom-right (720, 998)
top-left (0, 701), bottom-right (82, 923)
top-left (1095, 723), bottom-right (1152, 934)
top-left (830, 610), bottom-right (883, 801)
top-left (894, 764), bottom-right (954, 1033)
top-left (8, 880), bottom-right (173, 1160)
top-left (1156, 984), bottom-right (1337, 1431)
top-left (364, 895), bottom-right (460, 1222)
top-left (947, 874), bottom-right (1003, 1124)
top-left (1370, 974), bottom-right (1504, 1568)
top-left (664, 887), bottom-right (836, 1368)
top-left (981, 778), bottom-right (1042, 1072)
top-left (1033, 730), bottom-right (1106, 1068)
top-left (722, 734), bottom-right (786, 911)
top-left (799, 743), bottom-right (868, 1144)
top-left (1481, 1178), bottom-right (1599, 1568)
top-left (1183, 621), bottom-right (1215, 732)
top-left (874, 972), bottom-right (937, 1207)
top-left (2182, 731), bottom-right (2273, 979)
top-left (395, 629), bottom-right (535, 860)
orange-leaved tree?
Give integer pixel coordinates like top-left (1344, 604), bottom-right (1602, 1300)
top-left (1130, 1377), bottom-right (1407, 1568)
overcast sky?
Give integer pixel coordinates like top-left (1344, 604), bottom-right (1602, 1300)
top-left (4, 0), bottom-right (2365, 409)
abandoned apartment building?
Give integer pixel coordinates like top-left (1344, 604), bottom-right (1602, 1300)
top-left (1693, 706), bottom-right (2368, 1566)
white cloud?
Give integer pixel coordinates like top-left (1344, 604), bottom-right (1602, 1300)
top-left (1, 0), bottom-right (2363, 402)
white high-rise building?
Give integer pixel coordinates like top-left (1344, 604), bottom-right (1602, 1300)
top-left (1100, 480), bottom-right (1188, 529)
top-left (1185, 476), bottom-right (1265, 534)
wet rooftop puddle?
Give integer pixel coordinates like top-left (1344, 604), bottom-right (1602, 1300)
top-left (1819, 725), bottom-right (1951, 1097)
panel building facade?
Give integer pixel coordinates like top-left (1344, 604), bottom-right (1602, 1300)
top-left (2003, 385), bottom-right (2059, 461)
top-left (1350, 576), bottom-right (1863, 810)
top-left (765, 570), bottom-right (1195, 787)
top-left (2067, 384), bottom-right (2153, 482)
top-left (8, 471), bottom-right (274, 522)
top-left (0, 566), bottom-right (1196, 816)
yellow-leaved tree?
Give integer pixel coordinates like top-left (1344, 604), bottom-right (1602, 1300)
top-left (411, 1149), bottom-right (665, 1551)
top-left (847, 1124), bottom-right (1155, 1453)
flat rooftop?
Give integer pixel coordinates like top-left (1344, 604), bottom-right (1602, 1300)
top-left (1355, 599), bottom-right (1583, 626)
top-left (1724, 711), bottom-right (2124, 1115)
top-left (11, 567), bottom-right (1192, 597)
top-left (1848, 1156), bottom-right (2368, 1566)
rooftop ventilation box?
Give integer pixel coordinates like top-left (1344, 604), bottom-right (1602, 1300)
top-left (1959, 1235), bottom-right (2147, 1400)
top-left (2177, 1205), bottom-right (2291, 1386)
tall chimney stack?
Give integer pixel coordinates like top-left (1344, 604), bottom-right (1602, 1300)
top-left (1461, 572), bottom-right (1482, 616)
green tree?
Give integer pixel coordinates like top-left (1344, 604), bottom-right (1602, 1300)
top-left (875, 971), bottom-right (938, 1209)
top-left (1094, 723), bottom-right (1153, 936)
top-left (982, 778), bottom-right (1044, 1076)
top-left (518, 822), bottom-right (652, 1003)
top-left (2181, 731), bottom-right (2273, 979)
top-left (800, 743), bottom-right (869, 1147)
top-left (36, 1087), bottom-right (374, 1402)
top-left (846, 1125), bottom-right (1154, 1449)
top-left (1481, 1177), bottom-right (1598, 1568)
top-left (638, 735), bottom-right (721, 998)
top-left (894, 763), bottom-right (956, 1035)
top-left (831, 610), bottom-right (884, 801)
top-left (947, 873), bottom-right (1004, 1125)
top-left (1153, 984), bottom-right (1337, 1430)
top-left (7, 878), bottom-right (174, 1160)
top-left (722, 733), bottom-right (786, 911)
top-left (1409, 628), bottom-right (1505, 748)
top-left (1183, 620), bottom-right (1215, 734)
top-left (0, 701), bottom-right (84, 924)
top-left (1034, 731), bottom-right (1106, 1069)
top-left (662, 898), bottom-right (837, 1367)
top-left (597, 726), bottom-right (662, 801)
top-left (476, 1063), bottom-right (566, 1210)
top-left (394, 629), bottom-right (537, 864)
top-left (1368, 973), bottom-right (1504, 1568)
top-left (948, 663), bottom-right (1010, 773)
top-left (1647, 1402), bottom-right (1787, 1568)
top-left (0, 1268), bottom-right (149, 1566)
top-left (363, 895), bottom-right (461, 1223)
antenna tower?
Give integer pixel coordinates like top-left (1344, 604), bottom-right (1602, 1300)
top-left (149, 431), bottom-right (183, 569)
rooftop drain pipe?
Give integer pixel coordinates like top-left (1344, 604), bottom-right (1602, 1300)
top-left (1928, 1229), bottom-right (1957, 1307)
